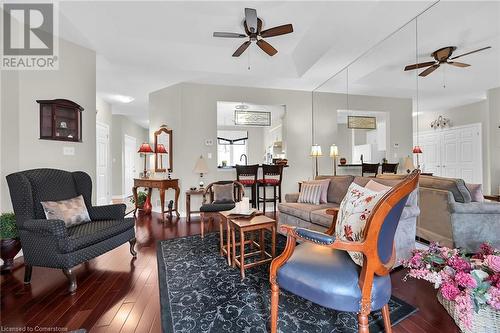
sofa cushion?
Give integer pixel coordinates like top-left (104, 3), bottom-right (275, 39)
top-left (278, 202), bottom-right (336, 222)
top-left (365, 180), bottom-right (392, 193)
top-left (59, 217), bottom-right (135, 253)
top-left (310, 206), bottom-right (339, 228)
top-left (302, 179), bottom-right (330, 203)
top-left (465, 183), bottom-right (484, 202)
top-left (316, 175), bottom-right (354, 204)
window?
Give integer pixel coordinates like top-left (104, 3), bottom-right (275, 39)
top-left (217, 130), bottom-right (248, 167)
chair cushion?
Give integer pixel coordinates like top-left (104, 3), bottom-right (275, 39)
top-left (278, 202), bottom-right (336, 222)
top-left (239, 179), bottom-right (256, 186)
top-left (59, 218), bottom-right (135, 253)
top-left (258, 179), bottom-right (280, 185)
top-left (336, 183), bottom-right (387, 266)
top-left (200, 203), bottom-right (235, 212)
top-left (277, 242), bottom-right (391, 312)
top-left (310, 207), bottom-right (339, 228)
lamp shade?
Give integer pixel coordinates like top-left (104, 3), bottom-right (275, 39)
top-left (156, 143), bottom-right (167, 154)
top-left (403, 156), bottom-right (415, 171)
top-left (138, 143), bottom-right (154, 153)
top-left (310, 144), bottom-right (323, 157)
top-left (329, 144), bottom-right (338, 157)
top-left (412, 146), bottom-right (423, 154)
top-left (193, 155), bottom-right (209, 174)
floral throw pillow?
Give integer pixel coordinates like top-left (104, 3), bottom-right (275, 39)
top-left (335, 182), bottom-right (388, 266)
top-left (41, 195), bottom-right (91, 227)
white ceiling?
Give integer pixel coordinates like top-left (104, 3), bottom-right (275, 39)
top-left (54, 1), bottom-right (499, 126)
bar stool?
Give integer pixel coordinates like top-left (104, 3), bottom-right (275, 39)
top-left (362, 163), bottom-right (380, 177)
top-left (382, 162), bottom-right (399, 174)
top-left (235, 164), bottom-right (259, 208)
top-left (257, 164), bottom-right (283, 216)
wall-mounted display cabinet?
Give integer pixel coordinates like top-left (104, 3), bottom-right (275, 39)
top-left (37, 99), bottom-right (83, 142)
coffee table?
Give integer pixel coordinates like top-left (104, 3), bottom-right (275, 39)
top-left (228, 214), bottom-right (276, 279)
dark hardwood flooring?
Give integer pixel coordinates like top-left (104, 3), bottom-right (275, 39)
top-left (1, 212), bottom-right (459, 333)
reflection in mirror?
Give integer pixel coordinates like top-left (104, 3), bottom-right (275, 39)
top-left (154, 125), bottom-right (173, 172)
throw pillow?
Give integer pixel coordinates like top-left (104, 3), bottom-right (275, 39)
top-left (335, 183), bottom-right (387, 266)
top-left (212, 183), bottom-right (235, 203)
top-left (303, 179), bottom-right (330, 203)
top-left (41, 195), bottom-right (91, 227)
top-left (297, 183), bottom-right (322, 205)
top-left (466, 183), bottom-right (484, 202)
top-left (365, 179), bottom-right (392, 193)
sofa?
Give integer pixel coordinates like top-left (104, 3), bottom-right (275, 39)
top-left (378, 174), bottom-right (500, 252)
top-left (6, 168), bottom-right (137, 293)
top-left (278, 175), bottom-right (420, 265)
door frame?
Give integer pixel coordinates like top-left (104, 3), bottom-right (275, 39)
top-left (96, 121), bottom-right (111, 205)
top-left (123, 134), bottom-right (137, 198)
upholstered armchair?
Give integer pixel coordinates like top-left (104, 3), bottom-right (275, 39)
top-left (269, 170), bottom-right (420, 333)
top-left (6, 168), bottom-right (136, 293)
top-left (199, 180), bottom-right (244, 239)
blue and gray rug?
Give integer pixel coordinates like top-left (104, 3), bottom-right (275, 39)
top-left (157, 233), bottom-right (417, 332)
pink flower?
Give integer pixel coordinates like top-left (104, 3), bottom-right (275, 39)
top-left (485, 255), bottom-right (500, 273)
top-left (455, 293), bottom-right (473, 330)
top-left (487, 273), bottom-right (500, 288)
top-left (448, 256), bottom-right (471, 272)
top-left (440, 282), bottom-right (461, 301)
top-left (488, 286), bottom-right (500, 311)
top-left (454, 271), bottom-right (477, 288)
top-left (408, 252), bottom-right (423, 268)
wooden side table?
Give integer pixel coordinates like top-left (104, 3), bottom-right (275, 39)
top-left (229, 214), bottom-right (276, 279)
top-left (186, 189), bottom-right (204, 222)
top-left (132, 178), bottom-right (180, 219)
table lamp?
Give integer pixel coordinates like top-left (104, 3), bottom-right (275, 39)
top-left (138, 143), bottom-right (154, 178)
top-left (193, 155), bottom-right (209, 188)
top-left (156, 143), bottom-right (168, 170)
top-left (310, 144), bottom-right (323, 177)
top-left (412, 146), bottom-right (423, 170)
top-left (403, 155), bottom-right (415, 173)
top-left (329, 144), bottom-right (338, 176)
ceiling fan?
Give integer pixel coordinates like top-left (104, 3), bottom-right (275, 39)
top-left (404, 45), bottom-right (491, 77)
top-left (213, 8), bottom-right (293, 57)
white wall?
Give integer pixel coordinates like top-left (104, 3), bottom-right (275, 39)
top-left (149, 82), bottom-right (413, 214)
top-left (487, 87), bottom-right (500, 194)
top-left (1, 38), bottom-right (97, 211)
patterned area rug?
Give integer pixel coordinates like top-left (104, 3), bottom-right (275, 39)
top-left (157, 232), bottom-right (417, 333)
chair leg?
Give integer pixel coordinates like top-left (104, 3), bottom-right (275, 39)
top-left (358, 313), bottom-right (369, 333)
top-left (129, 237), bottom-right (137, 257)
top-left (382, 304), bottom-right (392, 333)
top-left (263, 185), bottom-right (266, 213)
top-left (200, 213), bottom-right (205, 239)
top-left (24, 264), bottom-right (32, 284)
top-left (63, 268), bottom-right (77, 293)
top-left (270, 282), bottom-right (280, 333)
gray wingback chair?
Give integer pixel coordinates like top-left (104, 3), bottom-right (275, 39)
top-left (6, 168), bottom-right (136, 293)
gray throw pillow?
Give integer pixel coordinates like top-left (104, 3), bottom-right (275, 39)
top-left (213, 184), bottom-right (235, 204)
top-left (41, 195), bottom-right (91, 227)
top-left (465, 183), bottom-right (484, 202)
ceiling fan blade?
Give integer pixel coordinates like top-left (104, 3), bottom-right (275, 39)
top-left (232, 41), bottom-right (251, 57)
top-left (419, 64), bottom-right (440, 77)
top-left (245, 8), bottom-right (258, 33)
top-left (404, 61), bottom-right (436, 71)
top-left (450, 46), bottom-right (491, 60)
top-left (256, 39), bottom-right (278, 56)
top-left (260, 24), bottom-right (294, 38)
top-left (447, 61), bottom-right (470, 68)
top-left (213, 32), bottom-right (247, 38)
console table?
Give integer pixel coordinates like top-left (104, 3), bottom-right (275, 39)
top-left (133, 178), bottom-right (180, 219)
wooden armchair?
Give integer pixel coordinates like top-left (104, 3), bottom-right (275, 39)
top-left (199, 181), bottom-right (244, 239)
top-left (269, 170), bottom-right (420, 333)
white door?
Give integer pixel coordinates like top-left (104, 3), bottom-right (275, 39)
top-left (96, 122), bottom-right (110, 205)
top-left (441, 129), bottom-right (459, 178)
top-left (124, 135), bottom-right (137, 197)
top-left (417, 132), bottom-right (441, 175)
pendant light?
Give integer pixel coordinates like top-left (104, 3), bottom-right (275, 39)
top-left (413, 16), bottom-right (423, 169)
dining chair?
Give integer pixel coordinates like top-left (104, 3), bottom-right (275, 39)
top-left (362, 163), bottom-right (380, 177)
top-left (382, 163), bottom-right (399, 174)
top-left (269, 170), bottom-right (420, 333)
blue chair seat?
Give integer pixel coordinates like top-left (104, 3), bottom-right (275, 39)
top-left (277, 242), bottom-right (391, 312)
top-left (199, 202), bottom-right (235, 212)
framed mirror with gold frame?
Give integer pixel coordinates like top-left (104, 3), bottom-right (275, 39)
top-left (154, 125), bottom-right (173, 172)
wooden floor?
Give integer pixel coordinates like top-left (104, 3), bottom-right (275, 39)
top-left (1, 212), bottom-right (459, 333)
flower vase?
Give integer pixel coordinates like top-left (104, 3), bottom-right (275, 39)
top-left (143, 195), bottom-right (152, 215)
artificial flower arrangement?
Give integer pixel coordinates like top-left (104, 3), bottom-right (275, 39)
top-left (403, 242), bottom-right (500, 331)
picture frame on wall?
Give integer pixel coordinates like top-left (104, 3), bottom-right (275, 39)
top-left (347, 116), bottom-right (377, 129)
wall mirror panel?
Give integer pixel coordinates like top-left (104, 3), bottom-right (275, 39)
top-left (154, 125), bottom-right (173, 172)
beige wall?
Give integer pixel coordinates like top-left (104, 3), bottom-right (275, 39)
top-left (1, 39), bottom-right (96, 211)
top-left (149, 82), bottom-right (413, 214)
top-left (111, 115), bottom-right (148, 197)
top-left (487, 87), bottom-right (500, 194)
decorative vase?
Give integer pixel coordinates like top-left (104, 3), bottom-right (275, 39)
top-left (0, 238), bottom-right (22, 273)
top-left (340, 158), bottom-right (347, 165)
top-left (142, 195), bottom-right (152, 215)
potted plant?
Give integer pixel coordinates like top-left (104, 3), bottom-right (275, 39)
top-left (403, 243), bottom-right (500, 332)
top-left (0, 213), bottom-right (21, 272)
top-left (130, 189), bottom-right (148, 209)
